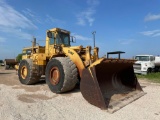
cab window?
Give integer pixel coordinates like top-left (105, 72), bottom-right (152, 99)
top-left (56, 32), bottom-right (70, 46)
top-left (22, 50), bottom-right (32, 55)
top-left (49, 33), bottom-right (55, 44)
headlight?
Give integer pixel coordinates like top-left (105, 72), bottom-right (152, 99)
top-left (143, 67), bottom-right (146, 70)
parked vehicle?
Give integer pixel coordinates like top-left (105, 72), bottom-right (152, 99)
top-left (133, 55), bottom-right (160, 75)
top-left (4, 59), bottom-right (18, 70)
top-left (0, 60), bottom-right (4, 66)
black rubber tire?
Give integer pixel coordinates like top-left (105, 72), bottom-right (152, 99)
top-left (5, 65), bottom-right (9, 70)
top-left (18, 59), bottom-right (41, 85)
top-left (147, 68), bottom-right (152, 74)
top-left (45, 57), bottom-right (78, 93)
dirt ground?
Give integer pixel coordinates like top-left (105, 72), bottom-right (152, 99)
top-left (0, 67), bottom-right (160, 120)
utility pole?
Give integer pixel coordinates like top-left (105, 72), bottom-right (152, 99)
top-left (92, 31), bottom-right (96, 48)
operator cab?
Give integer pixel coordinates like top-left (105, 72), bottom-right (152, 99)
top-left (47, 28), bottom-right (70, 47)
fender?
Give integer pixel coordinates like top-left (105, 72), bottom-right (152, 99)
top-left (63, 47), bottom-right (85, 77)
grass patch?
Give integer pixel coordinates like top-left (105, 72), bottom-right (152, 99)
top-left (136, 72), bottom-right (160, 83)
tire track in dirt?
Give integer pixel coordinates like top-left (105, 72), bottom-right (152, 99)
top-left (17, 94), bottom-right (58, 103)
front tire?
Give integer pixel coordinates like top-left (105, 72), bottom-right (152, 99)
top-left (5, 65), bottom-right (9, 70)
top-left (45, 57), bottom-right (78, 93)
top-left (147, 68), bottom-right (152, 74)
top-left (18, 59), bottom-right (41, 85)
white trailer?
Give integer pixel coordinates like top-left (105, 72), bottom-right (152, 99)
top-left (133, 55), bottom-right (160, 75)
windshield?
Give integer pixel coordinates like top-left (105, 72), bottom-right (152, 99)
top-left (22, 49), bottom-right (32, 55)
top-left (135, 56), bottom-right (149, 61)
top-left (56, 32), bottom-right (70, 46)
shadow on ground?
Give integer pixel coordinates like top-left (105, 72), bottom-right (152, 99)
top-left (0, 72), bottom-right (12, 75)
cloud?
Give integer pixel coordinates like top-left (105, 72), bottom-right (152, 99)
top-left (87, 0), bottom-right (100, 6)
top-left (144, 13), bottom-right (160, 22)
top-left (77, 8), bottom-right (95, 26)
top-left (72, 33), bottom-right (92, 41)
top-left (0, 37), bottom-right (6, 43)
top-left (46, 15), bottom-right (64, 23)
top-left (0, 27), bottom-right (32, 40)
top-left (0, 1), bottom-right (37, 29)
top-left (119, 39), bottom-right (134, 45)
top-left (0, 0), bottom-right (37, 40)
top-left (22, 8), bottom-right (41, 23)
top-left (23, 10), bottom-right (65, 26)
top-left (76, 0), bottom-right (99, 26)
top-left (140, 30), bottom-right (160, 37)
top-left (46, 14), bottom-right (65, 24)
top-left (153, 32), bottom-right (160, 37)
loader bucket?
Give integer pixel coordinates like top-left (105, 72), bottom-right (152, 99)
top-left (80, 58), bottom-right (146, 113)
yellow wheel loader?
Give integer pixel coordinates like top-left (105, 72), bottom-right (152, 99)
top-left (16, 28), bottom-right (145, 113)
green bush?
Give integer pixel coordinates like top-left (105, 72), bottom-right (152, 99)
top-left (0, 60), bottom-right (3, 63)
top-left (16, 53), bottom-right (22, 63)
top-left (136, 73), bottom-right (160, 83)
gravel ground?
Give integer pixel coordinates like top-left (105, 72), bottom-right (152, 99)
top-left (0, 67), bottom-right (160, 120)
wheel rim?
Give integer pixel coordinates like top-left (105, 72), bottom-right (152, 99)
top-left (21, 66), bottom-right (27, 79)
top-left (50, 67), bottom-right (60, 85)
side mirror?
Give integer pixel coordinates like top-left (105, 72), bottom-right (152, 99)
top-left (47, 31), bottom-right (52, 38)
top-left (70, 36), bottom-right (76, 43)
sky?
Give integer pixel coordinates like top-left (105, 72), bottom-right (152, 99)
top-left (0, 0), bottom-right (160, 60)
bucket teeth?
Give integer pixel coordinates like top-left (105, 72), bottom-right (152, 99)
top-left (80, 59), bottom-right (145, 113)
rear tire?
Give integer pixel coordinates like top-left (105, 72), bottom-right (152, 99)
top-left (45, 57), bottom-right (78, 93)
top-left (18, 59), bottom-right (41, 85)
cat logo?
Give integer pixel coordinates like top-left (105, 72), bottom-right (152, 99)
top-left (68, 50), bottom-right (74, 55)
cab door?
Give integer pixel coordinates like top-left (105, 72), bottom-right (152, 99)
top-left (48, 32), bottom-right (56, 56)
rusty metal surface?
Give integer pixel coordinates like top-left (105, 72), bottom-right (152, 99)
top-left (80, 58), bottom-right (145, 113)
top-left (4, 59), bottom-right (18, 65)
top-left (50, 67), bottom-right (60, 85)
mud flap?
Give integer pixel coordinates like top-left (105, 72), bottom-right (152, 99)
top-left (80, 59), bottom-right (146, 113)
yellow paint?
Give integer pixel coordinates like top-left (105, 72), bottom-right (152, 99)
top-left (89, 58), bottom-right (104, 68)
top-left (15, 64), bottom-right (19, 70)
top-left (18, 27), bottom-right (105, 78)
top-left (21, 66), bottom-right (27, 79)
top-left (37, 60), bottom-right (46, 66)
